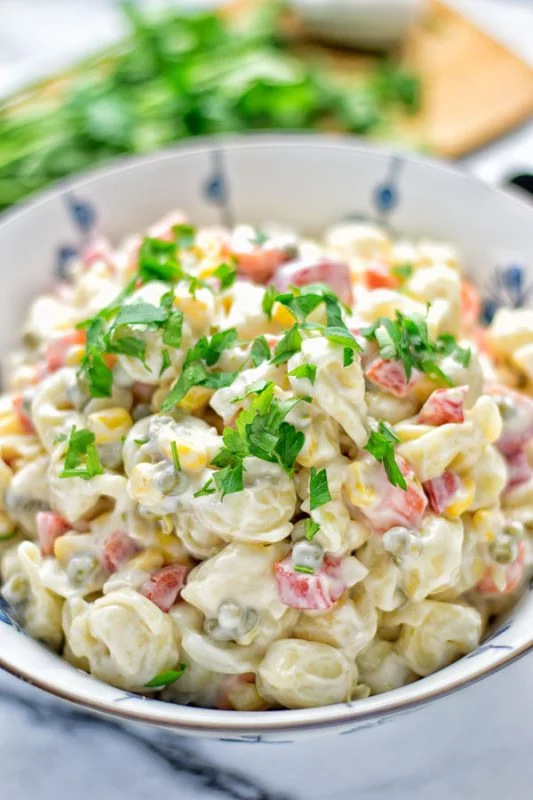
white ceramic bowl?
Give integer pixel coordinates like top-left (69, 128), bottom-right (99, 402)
top-left (0, 134), bottom-right (532, 742)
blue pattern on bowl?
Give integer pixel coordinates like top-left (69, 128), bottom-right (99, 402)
top-left (482, 264), bottom-right (531, 322)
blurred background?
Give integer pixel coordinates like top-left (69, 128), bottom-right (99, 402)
top-left (0, 0), bottom-right (532, 214)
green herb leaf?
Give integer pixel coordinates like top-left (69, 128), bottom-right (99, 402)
top-left (113, 302), bottom-right (168, 328)
top-left (204, 328), bottom-right (238, 366)
top-left (343, 348), bottom-right (354, 367)
top-left (0, 531), bottom-right (17, 542)
top-left (194, 479), bottom-right (217, 498)
top-left (106, 334), bottom-right (147, 364)
top-left (162, 310), bottom-right (184, 349)
top-left (288, 363), bottom-right (317, 384)
top-left (271, 325), bottom-right (302, 365)
top-left (172, 223), bottom-right (196, 250)
top-left (170, 441), bottom-right (181, 471)
top-left (250, 335), bottom-right (271, 367)
top-left (305, 519), bottom-right (320, 540)
top-left (59, 427), bottom-right (105, 481)
top-left (159, 348), bottom-right (171, 376)
top-left (213, 262), bottom-right (237, 291)
top-left (309, 467), bottom-right (331, 510)
top-left (294, 564), bottom-right (315, 575)
top-left (145, 665), bottom-right (187, 688)
top-left (214, 461), bottom-right (244, 497)
top-left (134, 438), bottom-right (149, 447)
top-left (274, 422), bottom-right (304, 472)
top-left (161, 362), bottom-right (209, 411)
top-left (391, 264), bottom-right (413, 281)
top-left (363, 421), bottom-right (407, 490)
top-left (138, 237), bottom-right (183, 283)
top-left (262, 286), bottom-right (277, 320)
top-left (232, 380), bottom-right (271, 403)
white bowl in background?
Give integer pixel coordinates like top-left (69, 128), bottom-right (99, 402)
top-left (289, 0), bottom-right (424, 49)
top-left (0, 134), bottom-right (532, 741)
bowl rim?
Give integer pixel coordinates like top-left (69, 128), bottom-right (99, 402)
top-left (1, 131), bottom-right (533, 735)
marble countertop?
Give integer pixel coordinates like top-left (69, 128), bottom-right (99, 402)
top-left (1, 2), bottom-right (533, 798)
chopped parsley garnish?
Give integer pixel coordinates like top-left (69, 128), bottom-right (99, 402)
top-left (360, 311), bottom-right (464, 386)
top-left (391, 264), bottom-right (413, 281)
top-left (294, 564), bottom-right (315, 575)
top-left (289, 363), bottom-right (317, 384)
top-left (159, 348), bottom-right (171, 376)
top-left (271, 325), bottom-right (302, 365)
top-left (172, 223), bottom-right (196, 250)
top-left (309, 467), bottom-right (331, 510)
top-left (232, 380), bottom-right (270, 403)
top-left (134, 438), bottom-right (149, 447)
top-left (193, 479), bottom-right (217, 498)
top-left (250, 335), bottom-right (271, 367)
top-left (0, 531), bottom-right (17, 542)
top-left (59, 427), bottom-right (105, 481)
top-left (145, 665), bottom-right (187, 688)
top-left (214, 461), bottom-right (244, 498)
top-left (53, 433), bottom-right (68, 445)
top-left (276, 292), bottom-right (323, 322)
top-left (213, 262), bottom-right (237, 291)
top-left (343, 348), bottom-right (354, 367)
top-left (262, 286), bottom-right (277, 320)
top-left (364, 421), bottom-right (407, 490)
top-left (161, 329), bottom-right (240, 411)
top-left (170, 441), bottom-right (181, 471)
top-left (138, 237), bottom-right (183, 283)
top-left (305, 519), bottom-right (321, 540)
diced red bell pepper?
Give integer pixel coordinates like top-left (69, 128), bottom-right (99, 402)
top-left (12, 394), bottom-right (36, 435)
top-left (505, 449), bottom-right (532, 492)
top-left (271, 256), bottom-right (353, 306)
top-left (362, 262), bottom-right (400, 290)
top-left (236, 247), bottom-right (292, 284)
top-left (353, 455), bottom-right (428, 534)
top-left (45, 330), bottom-right (87, 373)
top-left (37, 511), bottom-right (70, 557)
top-left (140, 563), bottom-right (189, 612)
top-left (477, 542), bottom-right (526, 596)
top-left (101, 531), bottom-right (141, 574)
top-left (423, 471), bottom-right (461, 514)
top-left (275, 553), bottom-right (347, 611)
top-left (418, 386), bottom-right (468, 426)
top-left (366, 358), bottom-right (418, 398)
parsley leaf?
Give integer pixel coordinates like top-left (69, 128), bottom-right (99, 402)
top-left (59, 427), bottom-right (105, 481)
top-left (193, 479), bottom-right (217, 498)
top-left (145, 665), bottom-right (187, 688)
top-left (275, 422), bottom-right (305, 473)
top-left (288, 363), bottom-right (317, 384)
top-left (162, 309), bottom-right (184, 349)
top-left (203, 328), bottom-right (238, 366)
top-left (159, 348), bottom-right (171, 376)
top-left (250, 335), bottom-right (271, 367)
top-left (391, 264), bottom-right (413, 281)
top-left (271, 325), bottom-right (302, 365)
top-left (213, 262), bottom-right (237, 291)
top-left (113, 302), bottom-right (167, 327)
top-left (305, 519), bottom-right (321, 540)
top-left (364, 421), bottom-right (407, 490)
top-left (170, 441), bottom-right (181, 471)
top-left (294, 564), bottom-right (315, 575)
top-left (343, 348), bottom-right (354, 367)
top-left (214, 461), bottom-right (244, 497)
top-left (138, 237), bottom-right (183, 283)
top-left (172, 223), bottom-right (196, 250)
top-left (262, 286), bottom-right (277, 320)
top-left (309, 467), bottom-right (331, 510)
top-left (232, 380), bottom-right (271, 403)
top-left (276, 292), bottom-right (323, 322)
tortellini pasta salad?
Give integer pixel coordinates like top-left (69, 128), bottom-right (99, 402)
top-left (1, 213), bottom-right (532, 711)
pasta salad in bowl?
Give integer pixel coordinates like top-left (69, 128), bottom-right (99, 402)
top-left (0, 136), bottom-right (532, 739)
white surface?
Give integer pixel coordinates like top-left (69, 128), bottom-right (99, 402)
top-left (0, 1), bottom-right (532, 798)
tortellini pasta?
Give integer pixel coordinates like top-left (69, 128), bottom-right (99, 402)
top-left (1, 212), bottom-right (531, 712)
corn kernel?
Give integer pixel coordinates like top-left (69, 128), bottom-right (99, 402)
top-left (272, 302), bottom-right (296, 329)
top-left (156, 532), bottom-right (188, 563)
top-left (179, 386), bottom-right (213, 414)
top-left (445, 477), bottom-right (475, 518)
top-left (0, 412), bottom-right (25, 437)
top-left (87, 407), bottom-right (133, 444)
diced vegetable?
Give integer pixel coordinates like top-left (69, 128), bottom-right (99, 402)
top-left (366, 358), bottom-right (416, 398)
top-left (504, 449), bottom-right (532, 491)
top-left (216, 673), bottom-right (257, 711)
top-left (418, 386), bottom-right (468, 426)
top-left (460, 280), bottom-right (481, 331)
top-left (12, 394), bottom-right (36, 434)
top-left (477, 542), bottom-right (526, 596)
top-left (362, 262), bottom-right (400, 290)
top-left (271, 257), bottom-right (353, 306)
top-left (101, 530), bottom-right (141, 574)
top-left (140, 563), bottom-right (189, 612)
top-left (36, 511), bottom-right (70, 557)
top-left (46, 330), bottom-right (87, 372)
top-left (275, 553), bottom-right (347, 610)
top-left (487, 386), bottom-right (533, 456)
top-left (423, 471), bottom-right (460, 514)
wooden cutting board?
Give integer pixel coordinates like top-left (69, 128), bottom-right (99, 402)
top-left (227, 0), bottom-right (533, 158)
